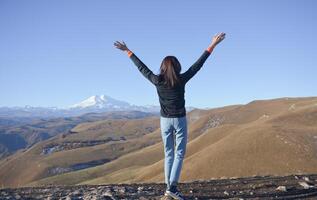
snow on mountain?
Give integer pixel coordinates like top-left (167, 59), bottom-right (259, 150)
top-left (0, 94), bottom-right (195, 118)
top-left (69, 95), bottom-right (131, 110)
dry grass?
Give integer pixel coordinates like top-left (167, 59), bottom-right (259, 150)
top-left (1, 97), bottom-right (317, 188)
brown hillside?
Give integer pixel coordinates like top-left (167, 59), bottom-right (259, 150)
top-left (1, 97), bottom-right (317, 188)
top-left (0, 116), bottom-right (161, 187)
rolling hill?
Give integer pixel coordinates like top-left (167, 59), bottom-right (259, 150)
top-left (0, 111), bottom-right (157, 160)
top-left (0, 96), bottom-right (316, 188)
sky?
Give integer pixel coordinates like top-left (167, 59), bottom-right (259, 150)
top-left (0, 0), bottom-right (316, 109)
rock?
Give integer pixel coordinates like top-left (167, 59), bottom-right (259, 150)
top-left (83, 191), bottom-right (99, 200)
top-left (104, 197), bottom-right (116, 200)
top-left (160, 196), bottom-right (172, 200)
top-left (303, 176), bottom-right (310, 182)
top-left (1, 174), bottom-right (317, 199)
top-left (72, 190), bottom-right (81, 196)
top-left (101, 191), bottom-right (114, 199)
top-left (102, 191), bottom-right (113, 197)
top-left (298, 181), bottom-right (314, 189)
top-left (276, 186), bottom-right (287, 192)
top-left (137, 186), bottom-right (144, 192)
top-left (118, 187), bottom-right (126, 193)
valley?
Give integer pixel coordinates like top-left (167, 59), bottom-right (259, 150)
top-left (0, 96), bottom-right (317, 190)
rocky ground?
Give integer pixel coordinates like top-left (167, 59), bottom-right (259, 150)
top-left (1, 174), bottom-right (317, 200)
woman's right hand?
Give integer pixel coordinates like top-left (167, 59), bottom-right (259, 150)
top-left (211, 32), bottom-right (226, 47)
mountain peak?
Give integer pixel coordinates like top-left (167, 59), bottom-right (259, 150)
top-left (69, 95), bottom-right (131, 110)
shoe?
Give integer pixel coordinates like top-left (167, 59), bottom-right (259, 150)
top-left (166, 185), bottom-right (184, 200)
top-left (160, 192), bottom-right (172, 200)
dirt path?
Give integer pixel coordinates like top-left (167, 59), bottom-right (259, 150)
top-left (1, 174), bottom-right (317, 199)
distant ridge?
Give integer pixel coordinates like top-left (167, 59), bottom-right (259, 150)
top-left (0, 94), bottom-right (197, 118)
top-left (0, 94), bottom-right (162, 118)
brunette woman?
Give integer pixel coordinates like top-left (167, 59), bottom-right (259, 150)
top-left (114, 32), bottom-right (225, 200)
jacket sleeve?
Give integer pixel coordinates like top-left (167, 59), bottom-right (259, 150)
top-left (128, 51), bottom-right (159, 86)
top-left (181, 50), bottom-right (211, 83)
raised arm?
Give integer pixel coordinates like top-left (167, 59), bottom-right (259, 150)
top-left (182, 32), bottom-right (226, 83)
top-left (114, 41), bottom-right (158, 85)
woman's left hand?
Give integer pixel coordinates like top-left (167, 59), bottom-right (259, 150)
top-left (114, 41), bottom-right (129, 51)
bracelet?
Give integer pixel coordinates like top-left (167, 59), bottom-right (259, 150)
top-left (206, 46), bottom-right (214, 53)
top-left (126, 50), bottom-right (133, 57)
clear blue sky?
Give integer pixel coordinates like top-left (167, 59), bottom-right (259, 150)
top-left (0, 0), bottom-right (316, 108)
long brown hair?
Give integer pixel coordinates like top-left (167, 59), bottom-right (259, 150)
top-left (160, 56), bottom-right (181, 87)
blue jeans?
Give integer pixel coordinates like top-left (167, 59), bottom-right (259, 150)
top-left (160, 116), bottom-right (188, 188)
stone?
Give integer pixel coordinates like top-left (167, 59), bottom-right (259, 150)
top-left (303, 176), bottom-right (310, 182)
top-left (276, 186), bottom-right (287, 192)
top-left (298, 181), bottom-right (313, 189)
top-left (137, 186), bottom-right (144, 192)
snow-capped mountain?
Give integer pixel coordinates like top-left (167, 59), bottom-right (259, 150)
top-left (67, 95), bottom-right (161, 113)
top-left (0, 95), bottom-right (160, 118)
top-left (0, 94), bottom-right (195, 118)
top-left (69, 95), bottom-right (131, 110)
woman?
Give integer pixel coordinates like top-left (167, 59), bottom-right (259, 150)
top-left (114, 33), bottom-right (225, 200)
